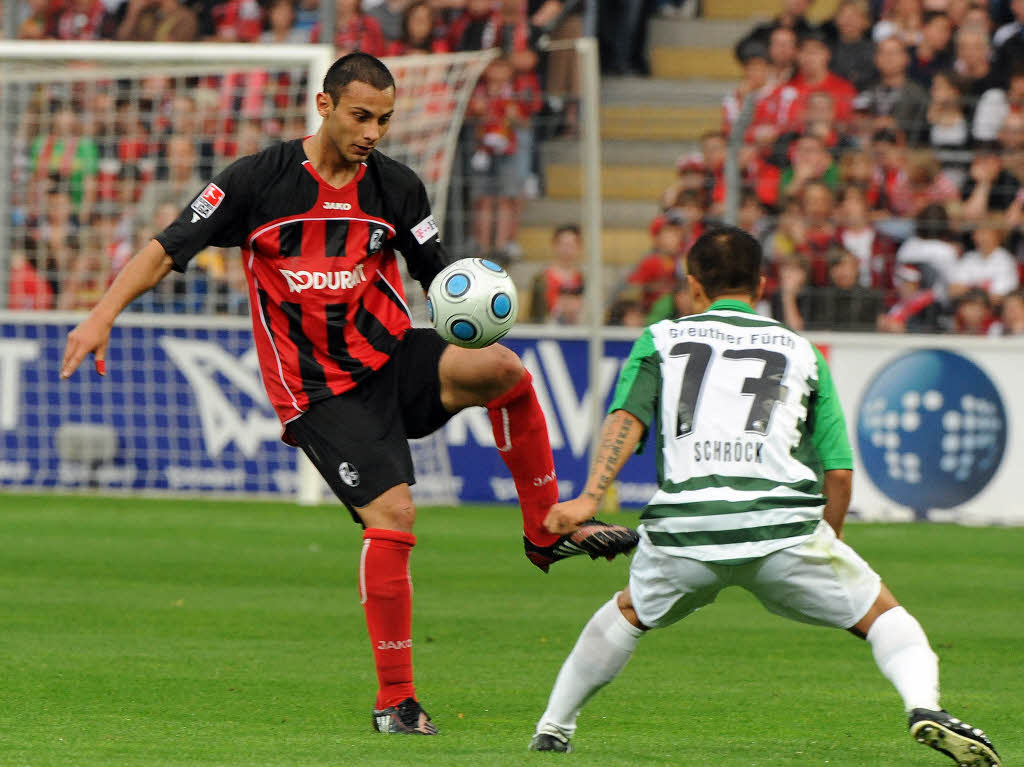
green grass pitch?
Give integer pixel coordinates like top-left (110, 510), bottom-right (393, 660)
top-left (0, 494), bottom-right (1019, 767)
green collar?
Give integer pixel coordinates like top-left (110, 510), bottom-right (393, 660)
top-left (708, 299), bottom-right (757, 314)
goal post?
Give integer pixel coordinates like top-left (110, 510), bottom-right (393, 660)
top-left (0, 41), bottom-right (497, 505)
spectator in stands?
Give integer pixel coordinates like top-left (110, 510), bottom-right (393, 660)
top-left (18, 0), bottom-right (57, 39)
top-left (949, 217), bottom-right (1021, 298)
top-left (7, 244), bottom-right (54, 311)
top-left (836, 184), bottom-right (898, 290)
top-left (878, 262), bottom-right (944, 330)
top-left (30, 102), bottom-right (100, 226)
top-left (952, 286), bottom-right (997, 331)
top-left (511, 47), bottom-right (544, 200)
top-left (858, 36), bottom-right (931, 144)
top-left (368, 0), bottom-right (411, 43)
top-left (529, 224), bottom-right (585, 324)
top-left (927, 69), bottom-right (972, 149)
top-left (468, 56), bottom-right (529, 261)
top-left (904, 150), bottom-right (962, 215)
top-left (27, 184), bottom-right (80, 302)
top-left (738, 188), bottom-right (772, 241)
top-left (724, 41), bottom-right (774, 139)
top-left (896, 202), bottom-right (960, 292)
top-left (998, 110), bottom-right (1024, 184)
top-left (873, 0), bottom-right (923, 46)
top-left (767, 25), bottom-right (800, 85)
top-left (992, 288), bottom-right (1024, 332)
top-left (770, 253), bottom-right (813, 327)
top-left (778, 132), bottom-right (838, 202)
top-left (646, 277), bottom-right (695, 323)
top-left (606, 285), bottom-right (648, 327)
top-left (386, 1), bottom-right (449, 54)
top-left (797, 181), bottom-right (840, 285)
top-left (962, 140), bottom-right (1022, 216)
top-left (319, 0), bottom-right (386, 57)
top-left (448, 0), bottom-right (499, 51)
top-left (779, 30), bottom-right (858, 129)
top-left (117, 0), bottom-right (199, 41)
top-left (828, 0), bottom-right (878, 91)
top-left (870, 127), bottom-right (918, 219)
top-left (293, 0), bottom-right (321, 35)
top-left (135, 136), bottom-right (204, 230)
top-left (994, 0), bottom-right (1024, 50)
top-left (531, 0), bottom-right (584, 134)
top-left (598, 0), bottom-right (649, 76)
top-left (908, 11), bottom-right (954, 86)
top-left (262, 0), bottom-right (313, 43)
top-left (738, 0), bottom-right (816, 52)
top-left (627, 210), bottom-right (687, 312)
top-left (803, 246), bottom-right (886, 329)
top-left (955, 25), bottom-right (1001, 113)
top-left (56, 0), bottom-right (107, 40)
top-left (973, 67), bottom-right (1024, 141)
top-left (207, 0), bottom-right (265, 41)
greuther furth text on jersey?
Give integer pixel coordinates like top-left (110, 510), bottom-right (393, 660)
top-left (156, 140), bottom-right (448, 426)
top-left (610, 300), bottom-right (853, 564)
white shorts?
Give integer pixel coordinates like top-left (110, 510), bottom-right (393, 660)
top-left (629, 521), bottom-right (882, 630)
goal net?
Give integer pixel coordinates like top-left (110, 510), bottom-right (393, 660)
top-left (0, 41), bottom-right (494, 504)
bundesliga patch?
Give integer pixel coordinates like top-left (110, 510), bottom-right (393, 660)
top-left (191, 183), bottom-right (225, 219)
top-left (411, 214), bottom-right (438, 244)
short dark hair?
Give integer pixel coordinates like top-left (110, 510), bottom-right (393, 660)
top-left (322, 53), bottom-right (395, 105)
top-left (685, 226), bottom-right (762, 299)
top-left (553, 223), bottom-right (581, 240)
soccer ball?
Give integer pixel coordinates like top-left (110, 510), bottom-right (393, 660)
top-left (426, 258), bottom-right (518, 348)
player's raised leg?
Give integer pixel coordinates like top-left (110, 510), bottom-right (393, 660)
top-left (438, 343), bottom-right (639, 571)
top-left (852, 589), bottom-right (1001, 767)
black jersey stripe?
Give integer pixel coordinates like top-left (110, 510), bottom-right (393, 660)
top-left (324, 220), bottom-right (350, 258)
top-left (281, 301), bottom-right (328, 393)
top-left (278, 220), bottom-right (303, 259)
top-left (354, 300), bottom-right (399, 355)
top-left (374, 275), bottom-right (412, 318)
top-left (324, 303), bottom-right (374, 376)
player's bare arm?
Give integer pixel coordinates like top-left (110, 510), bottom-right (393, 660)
top-left (822, 468), bottom-right (853, 538)
top-left (544, 409), bottom-right (645, 535)
top-left (60, 239), bottom-right (174, 379)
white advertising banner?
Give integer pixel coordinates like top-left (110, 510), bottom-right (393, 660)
top-left (810, 333), bottom-right (1024, 526)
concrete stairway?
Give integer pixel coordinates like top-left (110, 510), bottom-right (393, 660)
top-left (514, 0), bottom-right (840, 289)
top-left (516, 14), bottom-right (753, 282)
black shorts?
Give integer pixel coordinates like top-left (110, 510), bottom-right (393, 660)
top-left (285, 328), bottom-right (453, 522)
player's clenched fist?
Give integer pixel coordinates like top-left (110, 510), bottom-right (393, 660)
top-left (544, 497), bottom-right (598, 535)
top-left (61, 314), bottom-right (110, 379)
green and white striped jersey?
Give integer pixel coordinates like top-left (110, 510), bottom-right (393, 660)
top-left (610, 299), bottom-right (852, 564)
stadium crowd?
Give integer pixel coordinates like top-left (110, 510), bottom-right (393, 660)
top-left (9, 0), bottom-right (1024, 335)
top-left (9, 0), bottom-right (585, 312)
top-left (594, 0), bottom-right (1024, 335)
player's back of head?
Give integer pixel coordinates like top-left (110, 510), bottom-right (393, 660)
top-left (323, 52), bottom-right (395, 104)
top-left (686, 225), bottom-right (762, 300)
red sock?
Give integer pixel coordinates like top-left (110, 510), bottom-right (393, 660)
top-left (360, 528), bottom-right (416, 710)
top-left (487, 371), bottom-right (560, 547)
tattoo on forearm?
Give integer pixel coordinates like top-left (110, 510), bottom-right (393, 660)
top-left (590, 413), bottom-right (636, 495)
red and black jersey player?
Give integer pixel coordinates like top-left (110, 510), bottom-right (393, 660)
top-left (60, 53), bottom-right (639, 735)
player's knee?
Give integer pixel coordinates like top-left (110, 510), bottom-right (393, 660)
top-left (487, 344), bottom-right (525, 391)
top-left (372, 499), bottom-right (417, 531)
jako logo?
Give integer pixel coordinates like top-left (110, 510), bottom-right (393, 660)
top-left (281, 265), bottom-right (366, 292)
top-left (533, 472), bottom-right (556, 487)
top-left (323, 201), bottom-right (352, 210)
top-left (377, 639), bottom-right (412, 650)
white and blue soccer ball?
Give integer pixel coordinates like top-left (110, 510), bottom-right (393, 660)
top-left (426, 258), bottom-right (519, 349)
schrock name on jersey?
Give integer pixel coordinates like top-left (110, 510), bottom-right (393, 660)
top-left (280, 264), bottom-right (367, 292)
top-left (694, 439), bottom-right (764, 463)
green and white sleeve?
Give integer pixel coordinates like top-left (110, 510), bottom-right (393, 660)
top-left (810, 346), bottom-right (854, 471)
top-left (608, 328), bottom-right (661, 451)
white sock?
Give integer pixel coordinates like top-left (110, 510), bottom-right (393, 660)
top-left (535, 594), bottom-right (644, 739)
top-left (866, 606), bottom-right (941, 713)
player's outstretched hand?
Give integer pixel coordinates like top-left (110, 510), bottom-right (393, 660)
top-left (544, 496), bottom-right (599, 536)
top-left (61, 313), bottom-right (111, 379)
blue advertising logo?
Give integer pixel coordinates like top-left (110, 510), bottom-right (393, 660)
top-left (857, 350), bottom-right (1007, 515)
